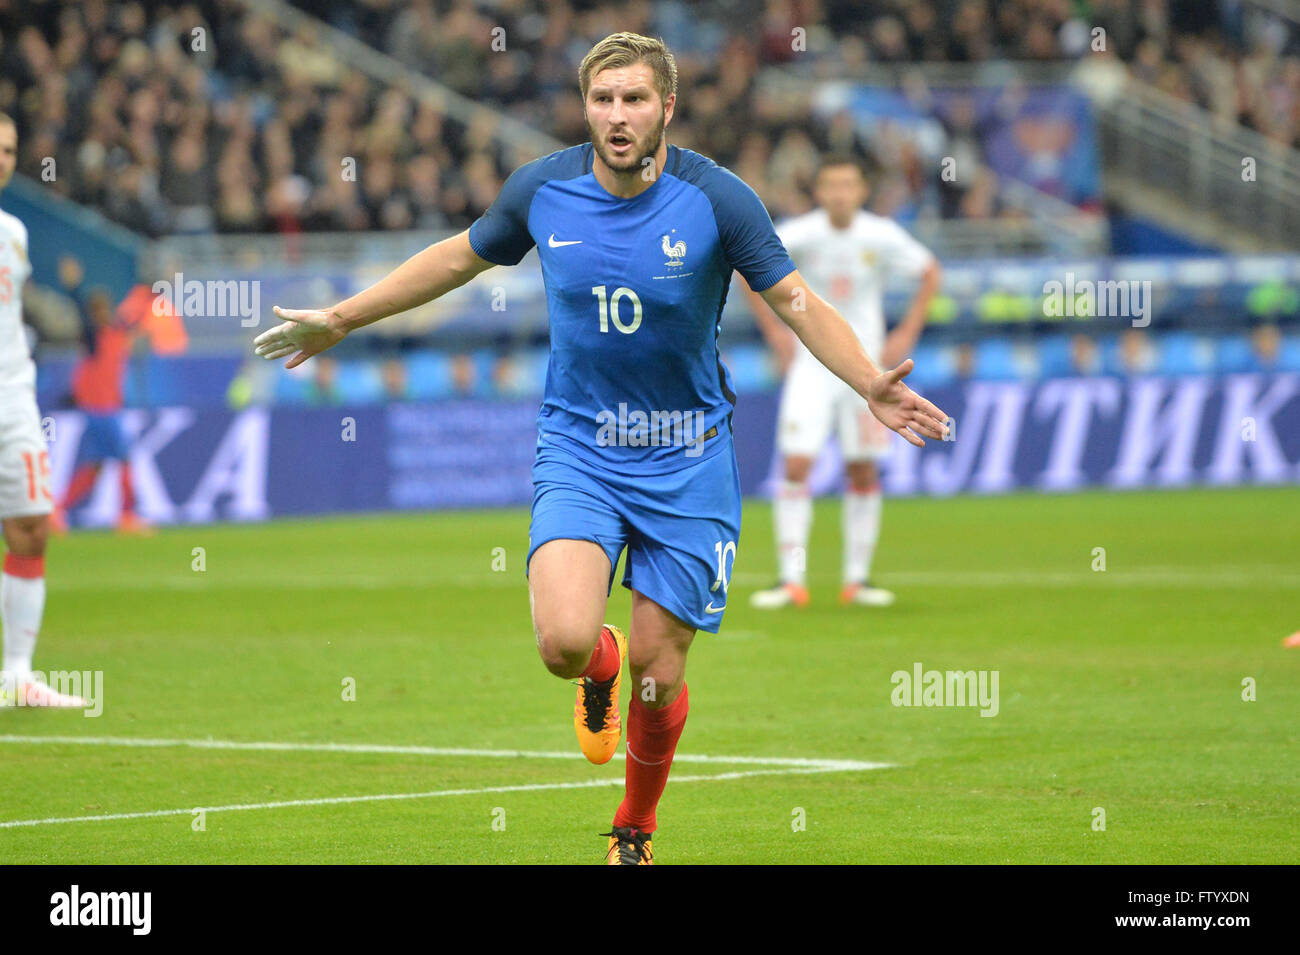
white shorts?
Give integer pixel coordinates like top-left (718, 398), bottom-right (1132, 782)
top-left (776, 353), bottom-right (892, 462)
top-left (0, 390), bottom-right (53, 519)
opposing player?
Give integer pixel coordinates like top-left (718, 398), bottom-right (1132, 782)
top-left (0, 111), bottom-right (87, 707)
top-left (51, 281), bottom-right (182, 536)
top-left (749, 157), bottom-right (941, 609)
top-left (253, 34), bottom-right (948, 864)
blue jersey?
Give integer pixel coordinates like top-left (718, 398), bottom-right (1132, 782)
top-left (468, 143), bottom-right (796, 473)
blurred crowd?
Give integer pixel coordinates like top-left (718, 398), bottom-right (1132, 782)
top-left (1, 0), bottom-right (1297, 238)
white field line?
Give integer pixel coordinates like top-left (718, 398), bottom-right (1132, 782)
top-left (0, 734), bottom-right (891, 829)
top-left (0, 766), bottom-right (875, 830)
top-left (0, 735), bottom-right (884, 771)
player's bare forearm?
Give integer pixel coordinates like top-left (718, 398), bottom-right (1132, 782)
top-left (743, 281), bottom-right (797, 369)
top-left (759, 271), bottom-right (880, 397)
top-left (743, 283), bottom-right (788, 349)
top-left (332, 231), bottom-right (494, 332)
top-left (759, 269), bottom-right (949, 446)
top-left (254, 231), bottom-right (495, 368)
top-left (882, 260), bottom-right (941, 367)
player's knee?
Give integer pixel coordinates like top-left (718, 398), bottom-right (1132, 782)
top-left (534, 621), bottom-right (601, 679)
top-left (628, 644), bottom-right (685, 707)
top-left (846, 461), bottom-right (878, 493)
top-left (629, 663), bottom-right (683, 710)
top-left (783, 456), bottom-right (813, 484)
top-left (2, 517), bottom-right (47, 557)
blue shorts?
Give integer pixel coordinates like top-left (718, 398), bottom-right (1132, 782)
top-left (526, 437), bottom-right (742, 633)
top-left (79, 413), bottom-right (130, 463)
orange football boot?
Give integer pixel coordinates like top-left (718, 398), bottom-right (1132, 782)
top-left (573, 624), bottom-right (627, 764)
top-left (603, 826), bottom-right (654, 865)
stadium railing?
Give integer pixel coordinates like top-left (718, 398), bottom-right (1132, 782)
top-left (1094, 79), bottom-right (1300, 251)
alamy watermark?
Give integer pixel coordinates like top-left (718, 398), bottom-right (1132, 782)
top-left (595, 403), bottom-right (711, 457)
top-left (891, 662), bottom-right (999, 717)
top-left (2, 669), bottom-right (103, 716)
top-left (1042, 273), bottom-right (1151, 327)
top-left (50, 885), bottom-right (150, 935)
top-left (153, 273), bottom-right (261, 327)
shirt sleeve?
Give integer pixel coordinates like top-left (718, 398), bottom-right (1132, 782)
top-left (705, 167), bottom-right (797, 292)
top-left (774, 216), bottom-right (807, 260)
top-left (467, 160), bottom-right (543, 266)
top-left (880, 221), bottom-right (935, 279)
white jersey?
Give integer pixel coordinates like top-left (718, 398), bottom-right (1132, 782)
top-left (0, 208), bottom-right (34, 395)
top-left (775, 208), bottom-right (934, 362)
top-left (0, 207), bottom-right (51, 516)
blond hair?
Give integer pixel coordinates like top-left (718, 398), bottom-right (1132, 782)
top-left (578, 32), bottom-right (677, 105)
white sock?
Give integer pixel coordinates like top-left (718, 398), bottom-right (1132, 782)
top-left (2, 568), bottom-right (44, 678)
top-left (775, 480), bottom-right (812, 586)
top-left (843, 489), bottom-right (882, 585)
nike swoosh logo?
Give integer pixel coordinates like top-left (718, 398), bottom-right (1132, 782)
top-left (548, 234), bottom-right (582, 247)
top-left (704, 602), bottom-right (726, 614)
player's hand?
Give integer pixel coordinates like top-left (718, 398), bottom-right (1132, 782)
top-left (253, 306), bottom-right (347, 369)
top-left (866, 358), bottom-right (949, 448)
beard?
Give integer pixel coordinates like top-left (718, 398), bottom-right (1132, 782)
top-left (588, 110), bottom-right (666, 176)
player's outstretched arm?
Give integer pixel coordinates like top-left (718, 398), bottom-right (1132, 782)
top-left (742, 280), bottom-right (798, 374)
top-left (759, 269), bottom-right (949, 447)
top-left (253, 231), bottom-right (495, 369)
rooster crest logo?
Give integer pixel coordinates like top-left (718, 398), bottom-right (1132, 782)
top-left (661, 233), bottom-right (687, 267)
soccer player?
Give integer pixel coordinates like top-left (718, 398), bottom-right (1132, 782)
top-left (51, 289), bottom-right (153, 535)
top-left (0, 111), bottom-right (86, 707)
top-left (749, 157), bottom-right (941, 609)
top-left (52, 268), bottom-right (185, 535)
top-left (254, 33), bottom-right (948, 864)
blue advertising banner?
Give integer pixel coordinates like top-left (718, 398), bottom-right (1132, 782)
top-left (46, 372), bottom-right (1300, 528)
top-left (745, 373), bottom-right (1300, 498)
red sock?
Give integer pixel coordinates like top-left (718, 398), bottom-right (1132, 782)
top-left (120, 463), bottom-right (137, 514)
top-left (61, 464), bottom-right (100, 509)
top-left (579, 626), bottom-right (619, 683)
top-left (3, 553), bottom-right (44, 577)
top-left (613, 684), bottom-right (689, 833)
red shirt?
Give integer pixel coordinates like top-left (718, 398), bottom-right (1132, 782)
top-left (72, 322), bottom-right (132, 412)
top-left (72, 285), bottom-right (187, 411)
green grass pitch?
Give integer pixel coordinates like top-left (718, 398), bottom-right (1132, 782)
top-left (2, 485), bottom-right (1296, 863)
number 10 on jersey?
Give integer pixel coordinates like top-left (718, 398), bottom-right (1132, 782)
top-left (592, 285), bottom-right (642, 334)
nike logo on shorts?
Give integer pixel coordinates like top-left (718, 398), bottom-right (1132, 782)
top-left (548, 234), bottom-right (582, 247)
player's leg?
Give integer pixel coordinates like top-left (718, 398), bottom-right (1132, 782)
top-left (528, 538), bottom-right (613, 679)
top-left (527, 459), bottom-right (630, 765)
top-left (604, 591), bottom-right (694, 865)
top-left (748, 453), bottom-right (814, 606)
top-left (1, 515), bottom-right (48, 689)
top-left (106, 413), bottom-right (153, 536)
top-left (606, 441), bottom-right (740, 863)
top-left (54, 459), bottom-right (102, 532)
top-left (0, 423), bottom-right (85, 707)
top-left (751, 358), bottom-right (831, 608)
top-left (626, 589), bottom-right (693, 709)
top-left (56, 412), bottom-right (122, 532)
top-left (838, 402), bottom-right (893, 607)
